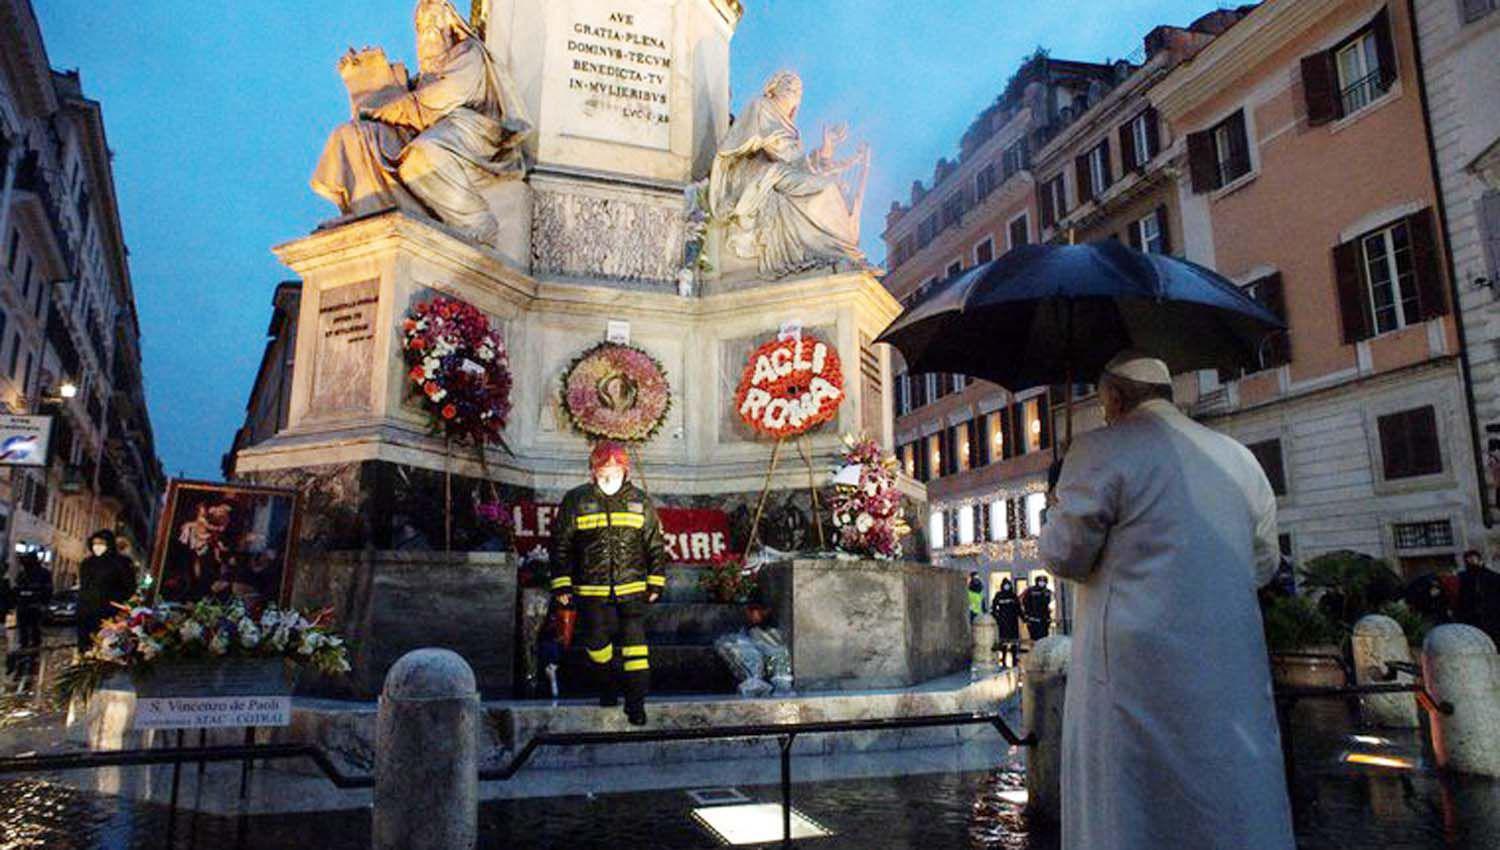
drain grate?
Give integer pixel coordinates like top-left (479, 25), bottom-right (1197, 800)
top-left (686, 787), bottom-right (751, 806)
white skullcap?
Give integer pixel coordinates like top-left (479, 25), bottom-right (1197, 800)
top-left (1103, 349), bottom-right (1172, 386)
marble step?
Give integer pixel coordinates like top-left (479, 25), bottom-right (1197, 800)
top-left (558, 643), bottom-right (737, 694)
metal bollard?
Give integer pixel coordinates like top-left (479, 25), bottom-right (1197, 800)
top-left (1423, 624), bottom-right (1500, 778)
top-left (971, 615), bottom-right (1000, 680)
top-left (374, 649), bottom-right (480, 850)
top-left (1022, 634), bottom-right (1070, 824)
top-left (1352, 614), bottom-right (1418, 728)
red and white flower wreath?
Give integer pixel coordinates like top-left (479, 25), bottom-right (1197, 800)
top-left (735, 335), bottom-right (845, 438)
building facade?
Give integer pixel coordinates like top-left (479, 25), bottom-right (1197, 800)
top-left (883, 0), bottom-right (1490, 597)
top-left (1155, 0), bottom-right (1480, 577)
top-left (880, 15), bottom-right (1247, 613)
top-left (0, 0), bottom-right (163, 582)
top-left (222, 282), bottom-right (300, 480)
top-left (1410, 0), bottom-right (1500, 542)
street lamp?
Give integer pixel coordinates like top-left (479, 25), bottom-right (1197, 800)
top-left (58, 381), bottom-right (78, 400)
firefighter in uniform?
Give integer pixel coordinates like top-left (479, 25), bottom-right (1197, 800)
top-left (550, 442), bottom-right (668, 725)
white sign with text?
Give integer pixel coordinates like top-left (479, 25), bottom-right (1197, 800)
top-left (134, 695), bottom-right (292, 730)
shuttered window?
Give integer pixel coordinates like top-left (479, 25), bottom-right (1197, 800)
top-left (975, 237), bottom-right (994, 265)
top-left (1008, 215), bottom-right (1030, 250)
top-left (1130, 207), bottom-right (1170, 254)
top-left (1039, 175), bottom-right (1067, 229)
top-left (975, 163), bottom-right (998, 200)
top-left (1302, 8), bottom-right (1397, 126)
top-left (1247, 439), bottom-right (1288, 496)
top-left (1187, 110), bottom-right (1251, 193)
top-left (1120, 108), bottom-right (1160, 171)
top-left (1478, 191), bottom-right (1500, 281)
top-left (1463, 0), bottom-right (1497, 23)
top-left (1377, 406), bottom-right (1442, 480)
top-left (1334, 208), bottom-right (1446, 343)
top-left (1243, 273), bottom-right (1291, 368)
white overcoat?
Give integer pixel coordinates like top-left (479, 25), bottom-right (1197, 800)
top-left (1039, 399), bottom-right (1294, 850)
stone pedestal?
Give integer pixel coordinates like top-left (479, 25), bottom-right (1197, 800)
top-left (291, 550), bottom-right (518, 699)
top-left (971, 615), bottom-right (1000, 680)
top-left (1023, 635), bottom-right (1070, 825)
top-left (374, 649), bottom-right (479, 850)
top-left (760, 558), bottom-right (969, 691)
top-left (1352, 614), bottom-right (1419, 729)
top-left (1423, 624), bottom-right (1500, 777)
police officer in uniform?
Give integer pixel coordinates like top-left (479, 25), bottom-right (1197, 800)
top-left (550, 442), bottom-right (668, 725)
top-left (1021, 574), bottom-right (1053, 641)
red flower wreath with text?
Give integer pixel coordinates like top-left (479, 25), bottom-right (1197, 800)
top-left (735, 335), bottom-right (844, 438)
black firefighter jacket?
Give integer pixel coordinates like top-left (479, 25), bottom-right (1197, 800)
top-left (549, 481), bottom-right (668, 600)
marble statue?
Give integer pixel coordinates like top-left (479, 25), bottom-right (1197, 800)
top-left (708, 71), bottom-right (871, 278)
top-left (311, 0), bottom-right (532, 243)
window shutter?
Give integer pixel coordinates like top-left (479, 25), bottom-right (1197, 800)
top-left (1371, 7), bottom-right (1397, 87)
top-left (1480, 191), bottom-right (1500, 280)
top-left (966, 419), bottom-right (980, 469)
top-left (1007, 499), bottom-right (1020, 541)
top-left (1127, 220), bottom-right (1142, 250)
top-left (1187, 130), bottom-right (1217, 193)
top-left (1037, 394), bottom-right (1053, 450)
top-left (1119, 121), bottom-right (1137, 173)
top-left (1464, 0), bottom-right (1497, 24)
top-left (1226, 110), bottom-right (1252, 179)
top-left (1039, 182), bottom-right (1054, 229)
top-left (976, 417), bottom-right (991, 466)
top-left (1010, 402), bottom-right (1026, 456)
top-left (1334, 241), bottom-right (1372, 344)
top-left (1000, 407), bottom-right (1014, 460)
top-left (1408, 207), bottom-right (1449, 319)
top-left (1301, 52), bottom-right (1340, 126)
top-left (1075, 155), bottom-right (1093, 204)
top-left (1155, 205), bottom-right (1172, 255)
top-left (1258, 273), bottom-right (1292, 366)
top-left (1099, 139), bottom-right (1113, 187)
top-left (1378, 411), bottom-right (1408, 479)
top-left (1144, 107), bottom-right (1160, 160)
top-left (1410, 406), bottom-right (1442, 476)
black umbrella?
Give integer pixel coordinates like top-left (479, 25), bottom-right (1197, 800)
top-left (876, 240), bottom-right (1286, 454)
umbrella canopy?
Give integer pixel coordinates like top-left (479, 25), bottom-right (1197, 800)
top-left (875, 241), bottom-right (1286, 392)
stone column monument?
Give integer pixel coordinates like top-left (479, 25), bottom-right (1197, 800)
top-left (231, 0), bottom-right (909, 697)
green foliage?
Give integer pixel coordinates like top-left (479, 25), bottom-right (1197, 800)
top-left (1262, 595), bottom-right (1344, 653)
top-left (698, 554), bottom-right (756, 604)
top-left (1376, 601), bottom-right (1433, 645)
top-left (1299, 550), bottom-right (1403, 626)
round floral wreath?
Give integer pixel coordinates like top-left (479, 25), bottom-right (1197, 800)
top-left (735, 334), bottom-right (845, 439)
top-left (560, 342), bottom-right (672, 443)
top-left (402, 295), bottom-right (512, 446)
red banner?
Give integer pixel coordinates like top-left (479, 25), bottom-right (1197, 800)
top-left (508, 502), bottom-right (730, 565)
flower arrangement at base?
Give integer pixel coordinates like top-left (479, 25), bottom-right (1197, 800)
top-left (54, 598), bottom-right (351, 708)
top-left (735, 334), bottom-right (844, 438)
top-left (402, 295), bottom-right (513, 447)
top-left (829, 434), bottom-right (910, 560)
top-left (698, 552), bottom-right (757, 604)
top-left (560, 342), bottom-right (672, 443)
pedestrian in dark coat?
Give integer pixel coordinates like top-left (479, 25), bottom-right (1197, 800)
top-left (990, 579), bottom-right (1021, 666)
top-left (1020, 575), bottom-right (1053, 641)
top-left (12, 554), bottom-right (52, 650)
top-left (78, 529), bottom-right (137, 650)
top-left (1456, 550), bottom-right (1500, 645)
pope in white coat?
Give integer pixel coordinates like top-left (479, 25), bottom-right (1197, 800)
top-left (1039, 351), bottom-right (1294, 850)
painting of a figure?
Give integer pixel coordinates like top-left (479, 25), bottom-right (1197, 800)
top-left (150, 480), bottom-right (301, 610)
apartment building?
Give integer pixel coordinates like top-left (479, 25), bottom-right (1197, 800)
top-left (880, 15), bottom-right (1248, 607)
top-left (1409, 0), bottom-right (1500, 532)
top-left (1, 0), bottom-right (164, 581)
top-left (1153, 0), bottom-right (1481, 576)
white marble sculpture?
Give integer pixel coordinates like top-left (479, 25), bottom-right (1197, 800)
top-left (708, 71), bottom-right (871, 278)
top-left (312, 0), bottom-right (532, 243)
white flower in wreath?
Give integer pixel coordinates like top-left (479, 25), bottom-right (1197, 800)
top-left (429, 388), bottom-right (447, 402)
top-left (239, 622), bottom-right (262, 649)
top-left (423, 357), bottom-right (440, 377)
top-left (209, 633), bottom-right (231, 656)
top-left (855, 513), bottom-right (875, 533)
top-left (299, 632), bottom-right (325, 656)
top-left (477, 345), bottom-right (494, 362)
top-left (140, 638), bottom-right (164, 661)
top-left (178, 621), bottom-right (204, 643)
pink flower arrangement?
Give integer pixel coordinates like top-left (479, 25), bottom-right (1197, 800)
top-left (401, 296), bottom-right (513, 446)
top-left (560, 342), bottom-right (672, 443)
top-left (830, 434), bottom-right (910, 560)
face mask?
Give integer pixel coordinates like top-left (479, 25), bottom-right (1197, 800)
top-left (92, 543), bottom-right (109, 557)
top-left (596, 470), bottom-right (625, 495)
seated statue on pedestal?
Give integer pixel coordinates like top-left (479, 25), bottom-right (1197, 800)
top-left (311, 0), bottom-right (531, 243)
top-left (708, 71), bottom-right (871, 279)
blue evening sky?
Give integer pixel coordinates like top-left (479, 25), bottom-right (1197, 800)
top-left (35, 0), bottom-right (1214, 479)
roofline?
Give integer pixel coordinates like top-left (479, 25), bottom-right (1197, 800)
top-left (0, 0), bottom-right (58, 120)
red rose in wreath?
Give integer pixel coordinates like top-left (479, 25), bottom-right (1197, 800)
top-left (735, 335), bottom-right (845, 438)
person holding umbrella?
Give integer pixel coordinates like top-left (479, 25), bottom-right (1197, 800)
top-left (1039, 350), bottom-right (1292, 849)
